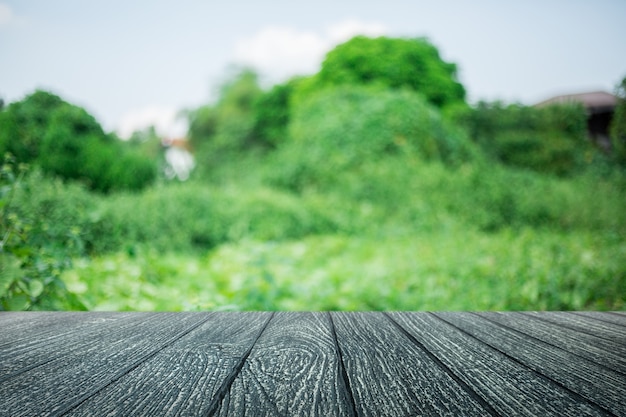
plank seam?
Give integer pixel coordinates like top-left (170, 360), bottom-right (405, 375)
top-left (519, 312), bottom-right (626, 346)
top-left (53, 313), bottom-right (215, 417)
top-left (0, 314), bottom-right (168, 382)
top-left (572, 311), bottom-right (626, 328)
top-left (382, 313), bottom-right (501, 417)
top-left (475, 312), bottom-right (624, 376)
top-left (434, 312), bottom-right (619, 417)
top-left (0, 357), bottom-right (56, 384)
top-left (202, 312), bottom-right (275, 417)
top-left (327, 312), bottom-right (358, 417)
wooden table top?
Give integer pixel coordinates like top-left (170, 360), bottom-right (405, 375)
top-left (1, 311), bottom-right (625, 416)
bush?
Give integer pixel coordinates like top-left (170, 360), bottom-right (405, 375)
top-left (439, 162), bottom-right (626, 232)
top-left (268, 86), bottom-right (478, 191)
top-left (91, 182), bottom-right (342, 254)
top-left (0, 157), bottom-right (90, 310)
top-left (452, 101), bottom-right (591, 176)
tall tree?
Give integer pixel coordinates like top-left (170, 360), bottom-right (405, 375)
top-left (308, 36), bottom-right (466, 109)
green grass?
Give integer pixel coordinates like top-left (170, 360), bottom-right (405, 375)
top-left (64, 225), bottom-right (625, 311)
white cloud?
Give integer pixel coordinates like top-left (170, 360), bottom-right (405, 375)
top-left (117, 19), bottom-right (388, 138)
top-left (233, 19), bottom-right (388, 83)
top-left (0, 3), bottom-right (14, 26)
top-left (234, 26), bottom-right (327, 82)
top-left (116, 106), bottom-right (188, 139)
top-left (326, 19), bottom-right (387, 44)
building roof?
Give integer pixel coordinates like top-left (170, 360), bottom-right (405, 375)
top-left (535, 91), bottom-right (618, 114)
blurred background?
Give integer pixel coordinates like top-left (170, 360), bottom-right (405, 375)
top-left (1, 0), bottom-right (625, 311)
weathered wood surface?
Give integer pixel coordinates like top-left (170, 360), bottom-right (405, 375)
top-left (1, 312), bottom-right (625, 416)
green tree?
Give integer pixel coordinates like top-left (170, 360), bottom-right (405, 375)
top-left (252, 77), bottom-right (300, 148)
top-left (188, 68), bottom-right (265, 171)
top-left (38, 103), bottom-right (106, 181)
top-left (0, 90), bottom-right (156, 192)
top-left (302, 36), bottom-right (466, 109)
top-left (0, 90), bottom-right (65, 163)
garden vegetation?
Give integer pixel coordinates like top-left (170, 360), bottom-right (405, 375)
top-left (1, 36), bottom-right (625, 311)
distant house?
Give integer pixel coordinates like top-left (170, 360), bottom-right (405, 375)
top-left (535, 91), bottom-right (618, 151)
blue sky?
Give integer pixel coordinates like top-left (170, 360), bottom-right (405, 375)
top-left (2, 0), bottom-right (625, 137)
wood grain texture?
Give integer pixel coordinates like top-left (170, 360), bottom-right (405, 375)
top-left (215, 312), bottom-right (354, 417)
top-left (0, 312), bottom-right (121, 350)
top-left (69, 312), bottom-right (272, 417)
top-left (1, 311), bottom-right (625, 417)
top-left (572, 311), bottom-right (626, 328)
top-left (0, 312), bottom-right (160, 379)
top-left (389, 312), bottom-right (610, 416)
top-left (540, 311), bottom-right (626, 334)
top-left (481, 311), bottom-right (626, 374)
top-left (435, 312), bottom-right (626, 416)
top-left (330, 312), bottom-right (493, 416)
top-left (0, 312), bottom-right (211, 416)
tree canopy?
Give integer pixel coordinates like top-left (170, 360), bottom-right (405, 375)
top-left (308, 36), bottom-right (466, 109)
top-left (0, 90), bottom-right (156, 192)
top-left (188, 68), bottom-right (264, 156)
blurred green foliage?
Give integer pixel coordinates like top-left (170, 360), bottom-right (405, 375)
top-left (0, 90), bottom-right (157, 192)
top-left (268, 85), bottom-right (477, 191)
top-left (1, 156), bottom-right (88, 310)
top-left (610, 76), bottom-right (626, 165)
top-left (1, 37), bottom-right (625, 312)
top-left (64, 229), bottom-right (624, 311)
top-left (188, 68), bottom-right (265, 168)
top-left (303, 36), bottom-right (465, 109)
top-left (450, 101), bottom-right (592, 176)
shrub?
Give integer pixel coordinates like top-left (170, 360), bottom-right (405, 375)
top-left (0, 157), bottom-right (89, 310)
top-left (452, 101), bottom-right (591, 176)
top-left (92, 182), bottom-right (342, 254)
top-left (269, 86), bottom-right (477, 191)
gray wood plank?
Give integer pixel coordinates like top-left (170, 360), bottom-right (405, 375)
top-left (331, 312), bottom-right (494, 417)
top-left (0, 312), bottom-right (172, 379)
top-left (0, 312), bottom-right (212, 417)
top-left (435, 312), bottom-right (626, 416)
top-left (477, 312), bottom-right (626, 374)
top-left (389, 312), bottom-right (610, 416)
top-left (523, 311), bottom-right (626, 342)
top-left (216, 312), bottom-right (354, 417)
top-left (66, 312), bottom-right (272, 417)
top-left (0, 312), bottom-right (112, 349)
top-left (2, 311), bottom-right (625, 416)
top-left (573, 311), bottom-right (626, 327)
